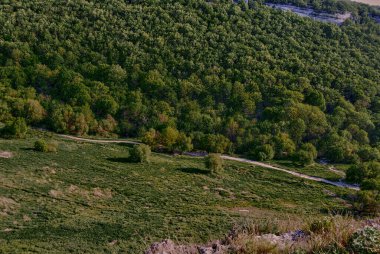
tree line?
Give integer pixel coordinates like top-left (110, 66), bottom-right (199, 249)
top-left (0, 0), bottom-right (380, 201)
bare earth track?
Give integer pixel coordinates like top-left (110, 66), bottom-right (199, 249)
top-left (59, 135), bottom-right (360, 190)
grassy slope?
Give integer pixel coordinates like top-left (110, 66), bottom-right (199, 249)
top-left (270, 160), bottom-right (344, 181)
top-left (0, 135), bottom-right (354, 253)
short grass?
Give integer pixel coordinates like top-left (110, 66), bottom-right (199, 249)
top-left (271, 160), bottom-right (344, 181)
top-left (0, 134), bottom-right (355, 253)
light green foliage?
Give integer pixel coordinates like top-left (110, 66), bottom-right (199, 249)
top-left (173, 132), bottom-right (193, 153)
top-left (142, 127), bottom-right (193, 153)
top-left (25, 99), bottom-right (46, 123)
top-left (205, 153), bottom-right (224, 175)
top-left (273, 133), bottom-right (296, 159)
top-left (34, 139), bottom-right (58, 153)
top-left (142, 128), bottom-right (159, 148)
top-left (129, 144), bottom-right (151, 163)
top-left (160, 127), bottom-right (180, 150)
top-left (348, 227), bottom-right (380, 254)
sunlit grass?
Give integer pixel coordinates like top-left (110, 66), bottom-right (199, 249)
top-left (0, 135), bottom-right (354, 253)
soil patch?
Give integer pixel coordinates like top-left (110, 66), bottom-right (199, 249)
top-left (0, 151), bottom-right (13, 158)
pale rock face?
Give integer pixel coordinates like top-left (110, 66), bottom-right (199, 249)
top-left (145, 239), bottom-right (227, 254)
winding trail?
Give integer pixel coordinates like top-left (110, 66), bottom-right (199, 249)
top-left (58, 134), bottom-right (141, 145)
top-left (58, 134), bottom-right (360, 191)
top-left (221, 156), bottom-right (359, 191)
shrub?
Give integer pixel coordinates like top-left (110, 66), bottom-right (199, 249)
top-left (129, 144), bottom-right (151, 163)
top-left (346, 162), bottom-right (380, 184)
top-left (296, 143), bottom-right (317, 166)
top-left (353, 190), bottom-right (380, 216)
top-left (348, 226), bottom-right (380, 254)
top-left (34, 139), bottom-right (58, 153)
top-left (308, 217), bottom-right (333, 234)
top-left (34, 140), bottom-right (48, 152)
top-left (205, 154), bottom-right (223, 175)
top-left (46, 141), bottom-right (58, 153)
top-left (173, 132), bottom-right (193, 153)
top-left (1, 117), bottom-right (28, 138)
top-left (296, 150), bottom-right (315, 166)
top-left (254, 144), bottom-right (275, 161)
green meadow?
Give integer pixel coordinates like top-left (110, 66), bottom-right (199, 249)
top-left (0, 135), bottom-right (354, 253)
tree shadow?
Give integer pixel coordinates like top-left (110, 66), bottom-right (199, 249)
top-left (177, 167), bottom-right (209, 175)
top-left (107, 157), bottom-right (132, 163)
top-left (21, 147), bottom-right (35, 151)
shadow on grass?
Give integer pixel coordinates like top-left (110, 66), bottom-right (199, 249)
top-left (177, 167), bottom-right (209, 175)
top-left (21, 147), bottom-right (35, 151)
top-left (107, 157), bottom-right (132, 163)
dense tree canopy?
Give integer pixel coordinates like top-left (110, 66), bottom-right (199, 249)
top-left (0, 0), bottom-right (380, 163)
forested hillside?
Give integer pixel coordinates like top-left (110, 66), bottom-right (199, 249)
top-left (1, 0), bottom-right (380, 164)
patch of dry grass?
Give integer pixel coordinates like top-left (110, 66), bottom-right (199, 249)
top-left (224, 216), bottom-right (376, 254)
top-left (0, 196), bottom-right (19, 216)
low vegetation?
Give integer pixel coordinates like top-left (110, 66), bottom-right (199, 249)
top-left (146, 216), bottom-right (380, 254)
top-left (205, 154), bottom-right (224, 175)
top-left (0, 135), bottom-right (357, 253)
top-left (224, 216), bottom-right (380, 254)
top-left (129, 144), bottom-right (151, 163)
top-left (34, 139), bottom-right (58, 153)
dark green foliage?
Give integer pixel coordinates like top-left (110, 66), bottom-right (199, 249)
top-left (255, 144), bottom-right (275, 161)
top-left (34, 139), bottom-right (48, 152)
top-left (346, 162), bottom-right (380, 184)
top-left (1, 118), bottom-right (28, 139)
top-left (129, 144), bottom-right (151, 163)
top-left (357, 146), bottom-right (380, 162)
top-left (347, 161), bottom-right (380, 215)
top-left (0, 0), bottom-right (379, 164)
top-left (205, 154), bottom-right (224, 175)
top-left (296, 143), bottom-right (318, 166)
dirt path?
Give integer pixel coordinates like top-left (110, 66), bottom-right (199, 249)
top-left (58, 135), bottom-right (360, 191)
top-left (222, 156), bottom-right (359, 191)
top-left (58, 135), bottom-right (141, 145)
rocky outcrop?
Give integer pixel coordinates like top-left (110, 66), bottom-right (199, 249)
top-left (145, 239), bottom-right (228, 254)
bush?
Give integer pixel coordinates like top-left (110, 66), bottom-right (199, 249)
top-left (129, 144), bottom-right (151, 163)
top-left (346, 162), bottom-right (380, 184)
top-left (34, 140), bottom-right (48, 152)
top-left (1, 117), bottom-right (28, 138)
top-left (353, 190), bottom-right (380, 216)
top-left (296, 143), bottom-right (317, 166)
top-left (205, 154), bottom-right (223, 175)
top-left (296, 150), bottom-right (315, 166)
top-left (34, 139), bottom-right (58, 153)
top-left (308, 217), bottom-right (333, 234)
top-left (348, 226), bottom-right (380, 254)
top-left (46, 141), bottom-right (58, 153)
top-left (254, 144), bottom-right (275, 161)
